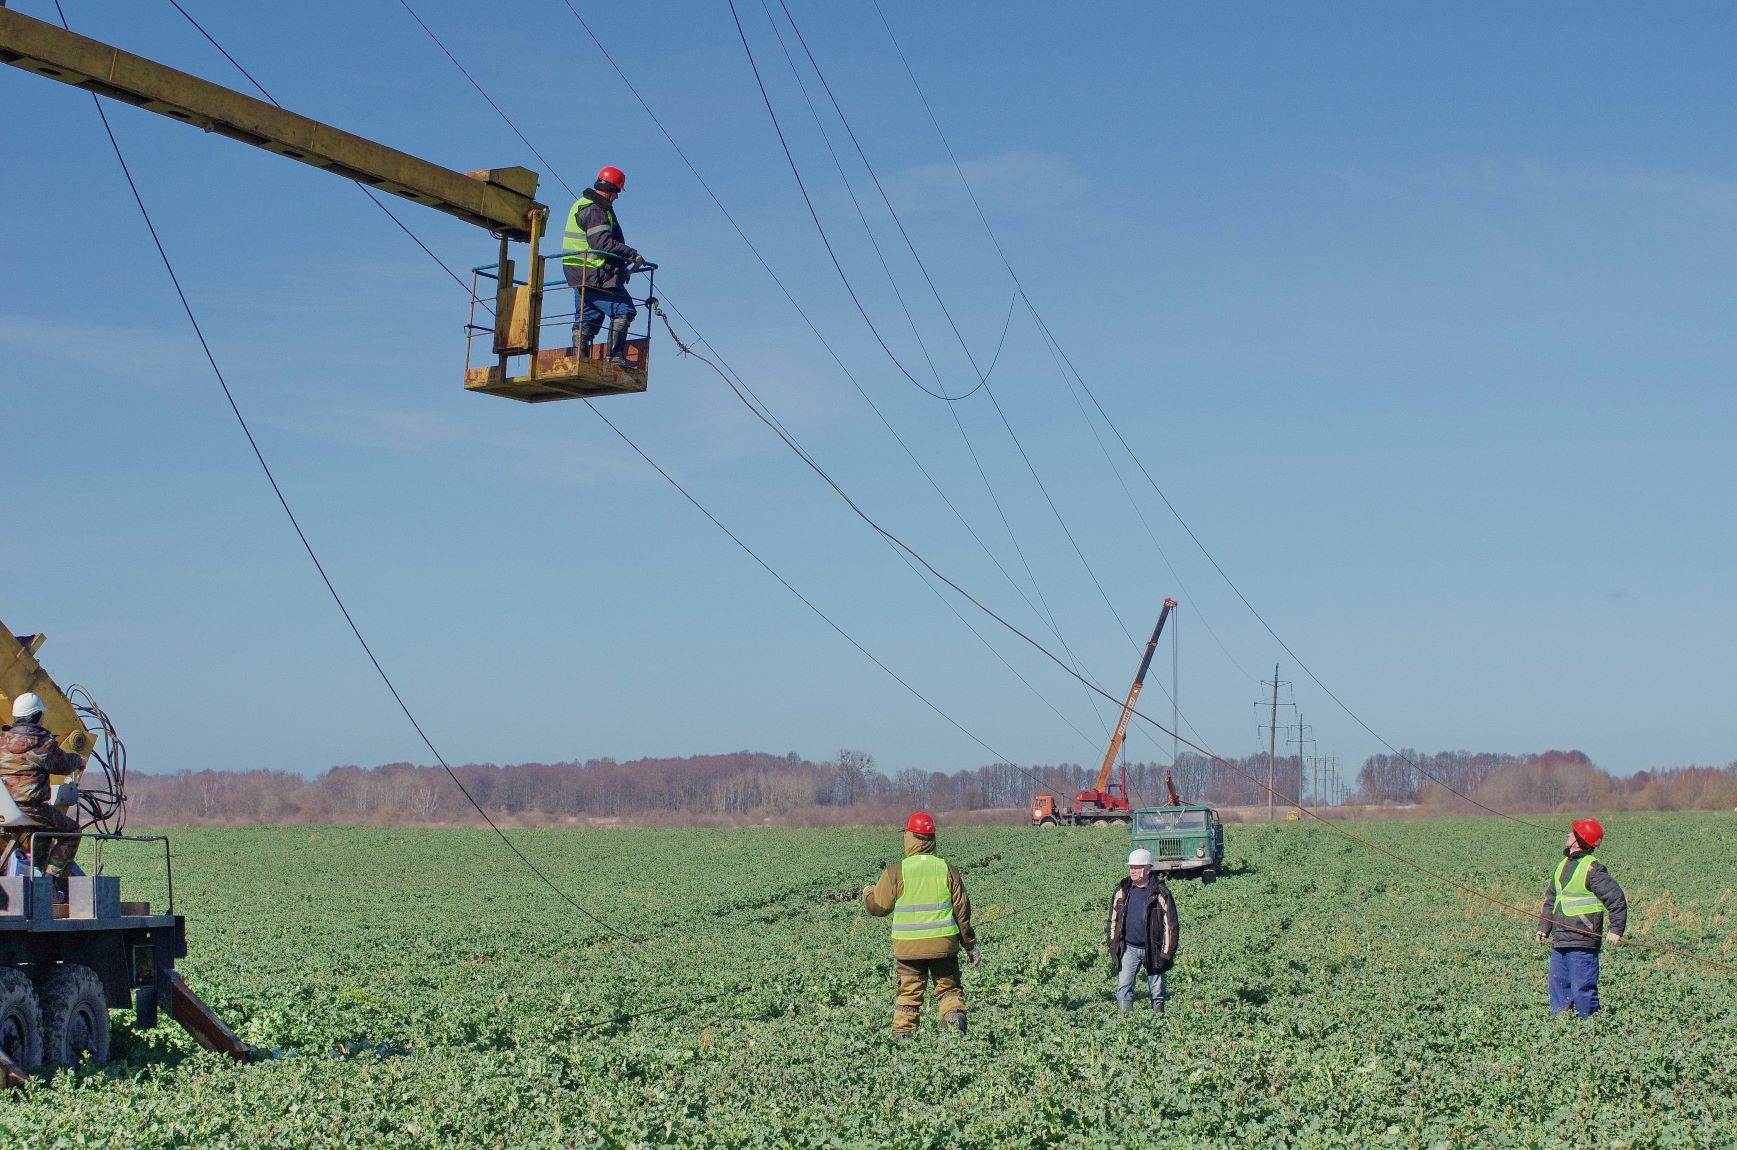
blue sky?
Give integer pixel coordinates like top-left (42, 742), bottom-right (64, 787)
top-left (4, 1), bottom-right (1733, 782)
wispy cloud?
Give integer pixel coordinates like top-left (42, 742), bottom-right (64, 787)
top-left (0, 315), bottom-right (198, 388)
top-left (1333, 159), bottom-right (1737, 220)
top-left (872, 149), bottom-right (1077, 216)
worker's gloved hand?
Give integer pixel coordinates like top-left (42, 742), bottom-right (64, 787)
top-left (626, 249), bottom-right (643, 266)
top-left (1604, 931), bottom-right (1621, 947)
top-left (1534, 930), bottom-right (1549, 946)
top-left (967, 947), bottom-right (982, 966)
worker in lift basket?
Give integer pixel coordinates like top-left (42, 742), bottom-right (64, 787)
top-left (561, 165), bottom-right (644, 366)
top-left (862, 811), bottom-right (980, 1038)
top-left (1536, 817), bottom-right (1627, 1017)
top-left (0, 693), bottom-right (84, 897)
top-left (1106, 847), bottom-right (1178, 1014)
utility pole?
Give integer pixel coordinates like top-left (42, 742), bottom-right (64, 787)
top-left (1266, 664), bottom-right (1279, 821)
top-left (1255, 667), bottom-right (1293, 820)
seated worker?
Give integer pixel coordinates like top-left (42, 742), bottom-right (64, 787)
top-left (0, 693), bottom-right (83, 893)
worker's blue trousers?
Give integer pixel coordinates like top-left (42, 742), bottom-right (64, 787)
top-left (1548, 947), bottom-right (1600, 1017)
top-left (574, 287), bottom-right (636, 346)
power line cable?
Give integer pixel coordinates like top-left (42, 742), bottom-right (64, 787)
top-left (658, 292), bottom-right (1101, 756)
top-left (580, 398), bottom-right (1021, 769)
top-left (59, 0), bottom-right (635, 942)
top-left (864, 0), bottom-right (1550, 831)
top-left (724, 0), bottom-right (979, 402)
top-left (163, 0), bottom-right (480, 301)
top-left (750, 3), bottom-right (1116, 742)
top-left (547, 0), bottom-right (1128, 744)
top-left (736, 0), bottom-right (1145, 664)
top-left (392, 0), bottom-right (577, 201)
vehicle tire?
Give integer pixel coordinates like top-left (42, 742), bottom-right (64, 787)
top-left (39, 964), bottom-right (109, 1069)
top-left (1201, 868), bottom-right (1218, 885)
top-left (0, 967), bottom-right (43, 1072)
top-left (1036, 818), bottom-right (1057, 828)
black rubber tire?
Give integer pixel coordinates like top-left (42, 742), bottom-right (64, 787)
top-left (39, 964), bottom-right (109, 1069)
top-left (0, 967), bottom-right (43, 1072)
top-left (1201, 868), bottom-right (1218, 885)
top-left (1036, 818), bottom-right (1057, 828)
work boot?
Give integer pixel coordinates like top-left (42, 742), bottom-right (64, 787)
top-left (50, 873), bottom-right (69, 905)
top-left (891, 1031), bottom-right (913, 1042)
top-left (1151, 999), bottom-right (1165, 1014)
top-left (605, 315), bottom-right (633, 366)
top-left (1119, 998), bottom-right (1132, 1017)
top-left (941, 1010), bottom-right (966, 1036)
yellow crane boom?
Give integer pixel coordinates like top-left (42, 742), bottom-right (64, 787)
top-left (0, 6), bottom-right (540, 238)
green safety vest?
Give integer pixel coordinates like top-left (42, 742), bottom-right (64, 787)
top-left (561, 195), bottom-right (614, 269)
top-left (1552, 854), bottom-right (1606, 919)
top-left (891, 853), bottom-right (958, 941)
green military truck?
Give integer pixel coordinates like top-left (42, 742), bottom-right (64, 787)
top-left (1130, 799), bottom-right (1225, 884)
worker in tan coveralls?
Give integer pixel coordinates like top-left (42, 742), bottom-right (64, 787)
top-left (0, 692), bottom-right (84, 892)
top-left (862, 810), bottom-right (979, 1038)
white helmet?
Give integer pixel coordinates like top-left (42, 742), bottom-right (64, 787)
top-left (10, 692), bottom-right (44, 721)
top-left (1127, 848), bottom-right (1153, 867)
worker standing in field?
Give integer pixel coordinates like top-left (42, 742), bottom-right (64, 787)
top-left (862, 811), bottom-right (980, 1038)
top-left (562, 165), bottom-right (643, 366)
top-left (0, 692), bottom-right (83, 894)
top-left (1536, 818), bottom-right (1627, 1017)
top-left (1106, 847), bottom-right (1178, 1014)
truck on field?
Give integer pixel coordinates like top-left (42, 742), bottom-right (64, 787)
top-left (1128, 773), bottom-right (1225, 882)
top-left (0, 619), bottom-right (252, 1081)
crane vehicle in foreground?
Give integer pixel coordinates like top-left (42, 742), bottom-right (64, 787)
top-left (1129, 772), bottom-right (1225, 882)
top-left (0, 5), bottom-right (654, 404)
top-left (0, 620), bottom-right (253, 1081)
top-left (1031, 599), bottom-right (1176, 827)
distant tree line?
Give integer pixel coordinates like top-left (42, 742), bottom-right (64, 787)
top-left (124, 745), bottom-right (1737, 827)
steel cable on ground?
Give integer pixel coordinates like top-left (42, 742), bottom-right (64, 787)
top-left (59, 0), bottom-right (634, 944)
top-left (750, 2), bottom-right (1116, 743)
top-left (163, 0), bottom-right (484, 304)
top-left (864, 0), bottom-right (1553, 832)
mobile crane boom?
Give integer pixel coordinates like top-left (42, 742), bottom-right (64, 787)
top-left (1082, 598), bottom-right (1177, 809)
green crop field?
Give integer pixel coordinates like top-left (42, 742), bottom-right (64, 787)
top-left (2, 814), bottom-right (1734, 1148)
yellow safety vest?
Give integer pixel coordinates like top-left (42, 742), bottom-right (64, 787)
top-left (1552, 854), bottom-right (1606, 919)
top-left (561, 195), bottom-right (613, 269)
top-left (890, 853), bottom-right (958, 941)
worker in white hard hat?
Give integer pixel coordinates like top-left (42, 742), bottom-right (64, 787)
top-left (0, 692), bottom-right (86, 893)
top-left (1105, 847), bottom-right (1178, 1014)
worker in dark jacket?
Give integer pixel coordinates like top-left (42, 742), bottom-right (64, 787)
top-left (561, 165), bottom-right (643, 365)
top-left (863, 811), bottom-right (979, 1038)
top-left (1107, 847), bottom-right (1179, 1014)
top-left (1536, 817), bottom-right (1627, 1017)
top-left (0, 692), bottom-right (83, 886)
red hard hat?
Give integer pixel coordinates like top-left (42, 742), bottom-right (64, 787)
top-left (905, 811), bottom-right (935, 835)
top-left (596, 165), bottom-right (626, 191)
top-left (1571, 818), bottom-right (1604, 849)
